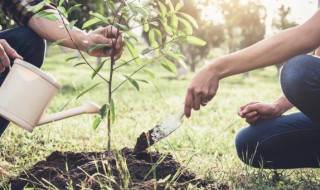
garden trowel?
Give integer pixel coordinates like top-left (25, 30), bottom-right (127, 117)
top-left (133, 109), bottom-right (185, 153)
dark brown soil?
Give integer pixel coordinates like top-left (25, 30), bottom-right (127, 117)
top-left (133, 130), bottom-right (155, 153)
top-left (8, 148), bottom-right (227, 190)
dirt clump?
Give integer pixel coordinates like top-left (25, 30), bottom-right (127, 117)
top-left (8, 148), bottom-right (226, 190)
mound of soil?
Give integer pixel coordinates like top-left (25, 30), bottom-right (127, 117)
top-left (9, 148), bottom-right (225, 190)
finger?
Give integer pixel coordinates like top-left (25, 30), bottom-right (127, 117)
top-left (0, 64), bottom-right (5, 73)
top-left (241, 104), bottom-right (260, 115)
top-left (240, 101), bottom-right (259, 110)
top-left (106, 26), bottom-right (118, 38)
top-left (193, 93), bottom-right (201, 111)
top-left (184, 89), bottom-right (193, 118)
top-left (0, 45), bottom-right (10, 68)
top-left (1, 40), bottom-right (23, 59)
top-left (237, 108), bottom-right (244, 117)
top-left (243, 111), bottom-right (258, 119)
top-left (246, 115), bottom-right (261, 124)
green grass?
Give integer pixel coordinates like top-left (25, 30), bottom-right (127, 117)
top-left (1, 47), bottom-right (320, 189)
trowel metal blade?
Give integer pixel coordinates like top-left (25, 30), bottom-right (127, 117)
top-left (133, 109), bottom-right (184, 153)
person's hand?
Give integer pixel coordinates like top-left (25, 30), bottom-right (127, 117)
top-left (82, 26), bottom-right (124, 60)
top-left (0, 39), bottom-right (23, 73)
top-left (184, 64), bottom-right (220, 118)
top-left (237, 102), bottom-right (281, 124)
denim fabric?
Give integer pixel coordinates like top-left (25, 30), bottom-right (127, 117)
top-left (0, 27), bottom-right (45, 136)
top-left (235, 54), bottom-right (320, 169)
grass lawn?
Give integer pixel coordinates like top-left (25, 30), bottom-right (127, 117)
top-left (1, 47), bottom-right (320, 189)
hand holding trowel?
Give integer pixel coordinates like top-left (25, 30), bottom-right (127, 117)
top-left (133, 108), bottom-right (185, 153)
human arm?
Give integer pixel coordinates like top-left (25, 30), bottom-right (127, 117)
top-left (184, 10), bottom-right (320, 118)
top-left (237, 95), bottom-right (293, 124)
top-left (27, 9), bottom-right (124, 59)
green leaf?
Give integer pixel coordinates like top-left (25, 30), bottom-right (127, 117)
top-left (161, 21), bottom-right (173, 35)
top-left (177, 12), bottom-right (199, 29)
top-left (136, 79), bottom-right (149, 84)
top-left (124, 31), bottom-right (139, 42)
top-left (100, 104), bottom-right (109, 119)
top-left (186, 36), bottom-right (207, 46)
top-left (148, 29), bottom-right (156, 46)
top-left (67, 20), bottom-right (77, 30)
top-left (178, 17), bottom-right (193, 35)
top-left (36, 11), bottom-right (59, 21)
top-left (91, 12), bottom-right (109, 22)
top-left (161, 57), bottom-right (177, 74)
top-left (82, 18), bottom-right (101, 29)
top-left (57, 6), bottom-right (68, 18)
top-left (110, 99), bottom-right (115, 124)
top-left (143, 23), bottom-right (149, 32)
top-left (76, 83), bottom-right (102, 99)
top-left (87, 44), bottom-right (110, 54)
top-left (28, 1), bottom-right (46, 12)
top-left (66, 56), bottom-right (78, 62)
top-left (167, 0), bottom-right (175, 12)
top-left (124, 39), bottom-right (141, 65)
top-left (171, 14), bottom-right (178, 29)
top-left (175, 2), bottom-right (183, 12)
top-left (67, 4), bottom-right (82, 14)
top-left (49, 39), bottom-right (65, 46)
top-left (124, 75), bottom-right (140, 91)
top-left (92, 117), bottom-right (101, 130)
top-left (91, 59), bottom-right (107, 79)
top-left (158, 1), bottom-right (167, 17)
top-left (59, 0), bottom-right (65, 6)
top-left (162, 49), bottom-right (181, 61)
top-left (143, 69), bottom-right (155, 79)
top-left (73, 62), bottom-right (86, 67)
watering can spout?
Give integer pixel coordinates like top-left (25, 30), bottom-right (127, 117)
top-left (37, 101), bottom-right (101, 126)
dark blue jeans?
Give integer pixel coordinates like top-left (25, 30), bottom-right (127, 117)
top-left (0, 27), bottom-right (45, 136)
top-left (235, 55), bottom-right (320, 169)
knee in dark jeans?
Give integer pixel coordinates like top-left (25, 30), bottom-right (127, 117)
top-left (280, 55), bottom-right (318, 105)
top-left (235, 127), bottom-right (265, 168)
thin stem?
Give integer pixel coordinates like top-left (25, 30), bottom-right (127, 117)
top-left (106, 0), bottom-right (124, 154)
top-left (111, 55), bottom-right (163, 93)
top-left (114, 37), bottom-right (182, 70)
top-left (55, 8), bottom-right (110, 83)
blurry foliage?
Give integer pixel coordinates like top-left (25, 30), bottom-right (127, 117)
top-left (219, 0), bottom-right (266, 53)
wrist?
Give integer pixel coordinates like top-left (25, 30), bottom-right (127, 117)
top-left (71, 29), bottom-right (89, 52)
top-left (209, 57), bottom-right (229, 80)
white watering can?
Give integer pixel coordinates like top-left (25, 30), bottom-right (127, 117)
top-left (0, 59), bottom-right (100, 132)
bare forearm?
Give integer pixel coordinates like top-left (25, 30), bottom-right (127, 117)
top-left (212, 11), bottom-right (320, 79)
top-left (273, 95), bottom-right (294, 115)
top-left (27, 9), bottom-right (88, 51)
